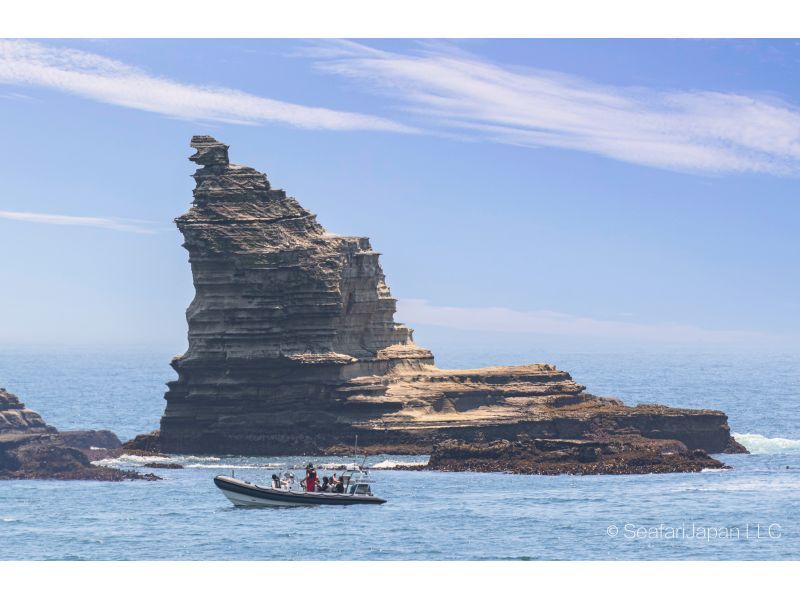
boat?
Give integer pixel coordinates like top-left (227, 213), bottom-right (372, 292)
top-left (213, 463), bottom-right (387, 507)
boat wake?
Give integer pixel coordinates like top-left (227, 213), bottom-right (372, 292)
top-left (734, 433), bottom-right (800, 454)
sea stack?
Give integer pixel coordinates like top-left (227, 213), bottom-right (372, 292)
top-left (155, 136), bottom-right (744, 461)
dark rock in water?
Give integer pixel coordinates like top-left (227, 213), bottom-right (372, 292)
top-left (0, 389), bottom-right (156, 481)
top-left (57, 430), bottom-right (122, 450)
top-left (143, 462), bottom-right (183, 469)
top-left (426, 435), bottom-right (728, 475)
top-left (0, 433), bottom-right (159, 481)
top-left (123, 430), bottom-right (162, 453)
top-left (151, 136), bottom-right (746, 467)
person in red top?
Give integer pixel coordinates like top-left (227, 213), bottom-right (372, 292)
top-left (302, 463), bottom-right (318, 492)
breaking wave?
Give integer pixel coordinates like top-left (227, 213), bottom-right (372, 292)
top-left (90, 453), bottom-right (430, 470)
top-left (371, 459), bottom-right (429, 469)
top-left (734, 433), bottom-right (800, 454)
top-left (90, 453), bottom-right (284, 469)
top-left (184, 463), bottom-right (285, 469)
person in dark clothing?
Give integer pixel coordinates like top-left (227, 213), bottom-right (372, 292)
top-left (320, 476), bottom-right (330, 492)
top-left (271, 474), bottom-right (281, 489)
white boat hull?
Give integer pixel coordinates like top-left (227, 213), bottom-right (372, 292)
top-left (214, 475), bottom-right (386, 507)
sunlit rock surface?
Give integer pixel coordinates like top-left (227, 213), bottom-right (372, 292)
top-left (153, 136), bottom-right (745, 462)
top-left (0, 388), bottom-right (153, 481)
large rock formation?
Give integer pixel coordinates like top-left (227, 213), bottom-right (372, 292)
top-left (0, 388), bottom-right (155, 481)
top-left (155, 136), bottom-right (744, 461)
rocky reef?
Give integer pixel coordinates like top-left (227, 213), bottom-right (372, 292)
top-left (425, 435), bottom-right (727, 475)
top-left (0, 388), bottom-right (156, 481)
top-left (148, 136), bottom-right (745, 470)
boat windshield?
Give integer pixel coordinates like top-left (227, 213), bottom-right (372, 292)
top-left (350, 483), bottom-right (372, 495)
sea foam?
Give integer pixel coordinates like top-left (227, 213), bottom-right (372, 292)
top-left (371, 459), bottom-right (429, 469)
top-left (734, 433), bottom-right (800, 454)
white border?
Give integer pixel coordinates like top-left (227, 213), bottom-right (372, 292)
top-left (2, 0), bottom-right (799, 581)
top-left (2, 0), bottom-right (800, 37)
top-left (1, 561), bottom-right (800, 597)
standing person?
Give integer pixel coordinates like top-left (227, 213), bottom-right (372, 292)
top-left (301, 463), bottom-right (318, 492)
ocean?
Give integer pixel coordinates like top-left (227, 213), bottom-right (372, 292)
top-left (1, 346), bottom-right (798, 560)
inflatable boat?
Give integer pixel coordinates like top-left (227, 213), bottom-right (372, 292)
top-left (213, 465), bottom-right (386, 507)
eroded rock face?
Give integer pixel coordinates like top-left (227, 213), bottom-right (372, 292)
top-left (0, 388), bottom-right (56, 434)
top-left (157, 136), bottom-right (744, 460)
top-left (0, 388), bottom-right (152, 481)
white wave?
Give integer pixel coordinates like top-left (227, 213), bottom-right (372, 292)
top-left (2, 517), bottom-right (18, 522)
top-left (318, 462), bottom-right (359, 470)
top-left (734, 433), bottom-right (800, 454)
top-left (91, 453), bottom-right (288, 469)
top-left (181, 455), bottom-right (222, 463)
top-left (700, 468), bottom-right (728, 473)
top-left (185, 463), bottom-right (286, 469)
top-left (91, 454), bottom-right (169, 467)
top-left (371, 459), bottom-right (429, 469)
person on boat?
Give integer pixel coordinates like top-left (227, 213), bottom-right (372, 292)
top-left (301, 463), bottom-right (318, 492)
top-left (334, 476), bottom-right (345, 493)
top-left (271, 474), bottom-right (281, 490)
top-left (320, 476), bottom-right (331, 492)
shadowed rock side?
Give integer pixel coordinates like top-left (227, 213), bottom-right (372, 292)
top-left (424, 436), bottom-right (727, 475)
top-left (0, 388), bottom-right (156, 481)
top-left (152, 136), bottom-right (746, 464)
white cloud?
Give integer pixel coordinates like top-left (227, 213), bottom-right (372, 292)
top-left (313, 41), bottom-right (800, 175)
top-left (0, 210), bottom-right (154, 234)
top-left (0, 40), bottom-right (411, 132)
top-left (396, 298), bottom-right (768, 345)
top-left (4, 39), bottom-right (799, 176)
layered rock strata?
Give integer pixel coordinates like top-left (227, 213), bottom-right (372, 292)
top-left (0, 388), bottom-right (56, 434)
top-left (155, 136), bottom-right (745, 462)
top-left (0, 388), bottom-right (155, 481)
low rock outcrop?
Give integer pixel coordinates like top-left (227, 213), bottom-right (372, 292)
top-left (150, 136), bottom-right (745, 467)
top-left (425, 435), bottom-right (727, 475)
top-left (0, 388), bottom-right (56, 434)
top-left (0, 388), bottom-right (156, 481)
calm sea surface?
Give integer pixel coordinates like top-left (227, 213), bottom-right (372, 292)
top-left (0, 346), bottom-right (798, 560)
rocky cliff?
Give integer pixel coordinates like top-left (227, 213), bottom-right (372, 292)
top-left (155, 136), bottom-right (744, 462)
top-left (0, 388), bottom-right (154, 481)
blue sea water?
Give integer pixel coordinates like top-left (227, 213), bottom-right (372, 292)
top-left (0, 346), bottom-right (798, 560)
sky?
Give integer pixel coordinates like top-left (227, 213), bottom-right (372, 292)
top-left (0, 38), bottom-right (799, 351)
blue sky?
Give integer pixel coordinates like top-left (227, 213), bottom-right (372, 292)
top-left (0, 39), bottom-right (798, 350)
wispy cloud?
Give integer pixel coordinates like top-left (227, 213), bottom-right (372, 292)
top-left (5, 40), bottom-right (799, 176)
top-left (0, 40), bottom-right (411, 132)
top-left (397, 298), bottom-right (768, 345)
top-left (0, 210), bottom-right (155, 234)
top-left (0, 90), bottom-right (36, 101)
top-left (312, 41), bottom-right (800, 175)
